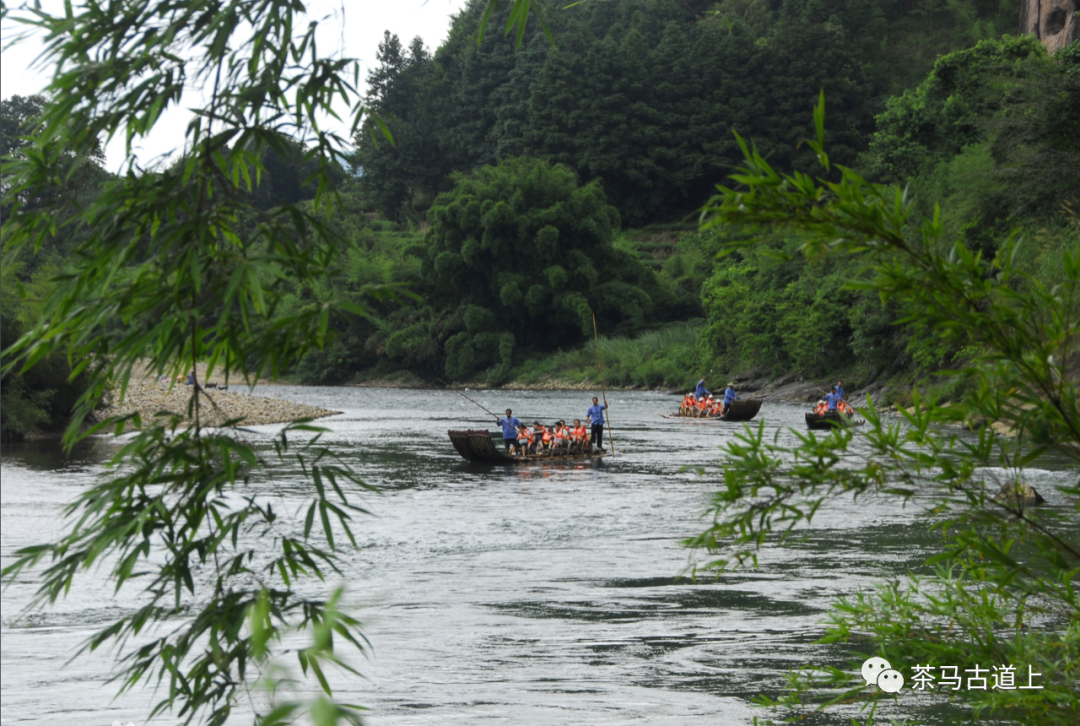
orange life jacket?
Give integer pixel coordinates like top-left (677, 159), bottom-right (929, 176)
top-left (541, 427), bottom-right (553, 444)
top-left (572, 425), bottom-right (586, 441)
top-left (518, 428), bottom-right (535, 445)
top-left (555, 426), bottom-right (569, 441)
top-left (697, 397), bottom-right (708, 410)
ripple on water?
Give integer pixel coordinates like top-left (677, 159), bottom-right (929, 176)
top-left (1, 389), bottom-right (1061, 726)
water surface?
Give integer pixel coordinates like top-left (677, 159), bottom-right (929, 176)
top-left (2, 388), bottom-right (1072, 725)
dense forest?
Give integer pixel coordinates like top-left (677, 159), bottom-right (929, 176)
top-left (355, 0), bottom-right (1023, 226)
top-left (3, 0), bottom-right (1079, 438)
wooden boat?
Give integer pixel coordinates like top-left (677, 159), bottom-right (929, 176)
top-left (448, 430), bottom-right (608, 464)
top-left (662, 399), bottom-right (763, 422)
top-left (805, 410), bottom-right (861, 430)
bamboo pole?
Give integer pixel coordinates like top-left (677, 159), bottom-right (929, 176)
top-left (437, 378), bottom-right (501, 420)
top-left (591, 313), bottom-right (615, 455)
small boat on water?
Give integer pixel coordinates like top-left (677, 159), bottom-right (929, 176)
top-left (662, 399), bottom-right (763, 422)
top-left (805, 409), bottom-right (862, 430)
top-left (448, 430), bottom-right (608, 464)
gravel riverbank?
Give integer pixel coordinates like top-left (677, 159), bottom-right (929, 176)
top-left (98, 363), bottom-right (340, 428)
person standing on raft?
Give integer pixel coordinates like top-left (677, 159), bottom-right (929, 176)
top-left (586, 396), bottom-right (607, 453)
top-left (831, 384), bottom-right (854, 415)
top-left (722, 381), bottom-right (737, 415)
top-left (695, 378), bottom-right (710, 401)
top-left (496, 409), bottom-right (522, 452)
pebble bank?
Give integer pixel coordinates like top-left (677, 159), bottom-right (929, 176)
top-left (98, 364), bottom-right (340, 429)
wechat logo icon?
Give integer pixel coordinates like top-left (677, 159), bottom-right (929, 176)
top-left (861, 656), bottom-right (905, 693)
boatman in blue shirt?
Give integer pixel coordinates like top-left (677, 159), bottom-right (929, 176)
top-left (496, 408), bottom-right (523, 452)
top-left (825, 387), bottom-right (840, 411)
top-left (835, 381), bottom-right (845, 401)
top-left (722, 381), bottom-right (737, 415)
top-left (695, 378), bottom-right (710, 401)
top-left (586, 396), bottom-right (607, 452)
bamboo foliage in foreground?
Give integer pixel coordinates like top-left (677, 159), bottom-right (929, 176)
top-left (691, 94), bottom-right (1080, 725)
top-left (0, 1), bottom-right (545, 724)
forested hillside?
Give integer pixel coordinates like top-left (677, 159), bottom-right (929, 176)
top-left (355, 0), bottom-right (1021, 226)
top-left (339, 0), bottom-right (1076, 393)
top-left (3, 0), bottom-right (1078, 439)
top-left (701, 34), bottom-right (1079, 387)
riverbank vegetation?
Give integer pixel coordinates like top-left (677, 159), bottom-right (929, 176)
top-left (1, 260), bottom-right (90, 440)
top-left (5, 5), bottom-right (1075, 433)
top-left (320, 16), bottom-right (1079, 397)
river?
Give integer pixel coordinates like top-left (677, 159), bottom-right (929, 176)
top-left (1, 387), bottom-right (1073, 725)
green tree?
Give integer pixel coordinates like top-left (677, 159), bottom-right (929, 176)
top-left (1, 94), bottom-right (110, 259)
top-left (984, 40), bottom-right (1080, 221)
top-left (717, 0), bottom-right (1020, 103)
top-left (698, 34), bottom-right (1080, 388)
top-left (513, 5), bottom-right (872, 225)
top-left (701, 236), bottom-right (871, 379)
top-left (353, 33), bottom-right (451, 219)
top-left (868, 35), bottom-right (1078, 263)
top-left (2, 94), bottom-right (111, 439)
top-left (1, 2), bottom-right (547, 725)
top-left (691, 96), bottom-right (1080, 724)
top-left (1, 93), bottom-right (106, 200)
top-left (868, 34), bottom-right (1049, 184)
top-left (359, 0), bottom-right (885, 226)
top-left (418, 156), bottom-right (668, 380)
top-left (252, 138), bottom-right (346, 210)
top-left (0, 262), bottom-right (94, 441)
top-left (752, 14), bottom-right (871, 173)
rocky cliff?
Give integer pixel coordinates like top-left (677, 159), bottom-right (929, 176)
top-left (1021, 0), bottom-right (1080, 53)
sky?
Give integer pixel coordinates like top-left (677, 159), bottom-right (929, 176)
top-left (0, 0), bottom-right (473, 171)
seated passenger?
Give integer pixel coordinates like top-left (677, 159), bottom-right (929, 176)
top-left (554, 421), bottom-right (570, 451)
top-left (517, 424), bottom-right (536, 455)
top-left (571, 419), bottom-right (587, 453)
top-left (537, 423), bottom-right (553, 452)
top-left (682, 393), bottom-right (696, 415)
top-left (696, 395), bottom-right (709, 417)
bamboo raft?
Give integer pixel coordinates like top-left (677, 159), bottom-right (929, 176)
top-left (805, 410), bottom-right (863, 430)
top-left (448, 430), bottom-right (607, 464)
top-left (662, 399), bottom-right (763, 422)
